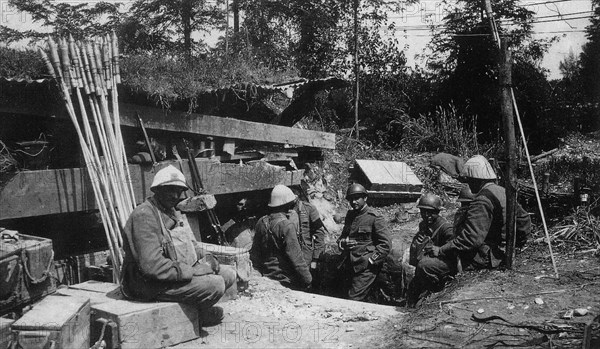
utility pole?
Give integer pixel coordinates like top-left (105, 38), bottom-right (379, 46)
top-left (353, 0), bottom-right (360, 139)
top-left (499, 40), bottom-right (517, 269)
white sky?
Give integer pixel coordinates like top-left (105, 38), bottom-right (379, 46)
top-left (0, 0), bottom-right (593, 79)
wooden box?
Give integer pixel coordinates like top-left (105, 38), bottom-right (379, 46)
top-left (55, 281), bottom-right (121, 306)
top-left (91, 299), bottom-right (199, 349)
top-left (0, 232), bottom-right (57, 315)
top-left (11, 295), bottom-right (90, 349)
top-left (0, 317), bottom-right (15, 349)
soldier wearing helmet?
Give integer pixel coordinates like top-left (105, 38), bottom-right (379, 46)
top-left (428, 155), bottom-right (532, 273)
top-left (406, 193), bottom-right (456, 307)
top-left (253, 185), bottom-right (312, 289)
top-left (336, 183), bottom-right (392, 301)
top-left (121, 165), bottom-right (236, 326)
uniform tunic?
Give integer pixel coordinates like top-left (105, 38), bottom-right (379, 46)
top-left (439, 182), bottom-right (532, 269)
top-left (290, 200), bottom-right (326, 265)
top-left (121, 197), bottom-right (236, 308)
top-left (254, 212), bottom-right (312, 288)
top-left (407, 215), bottom-right (457, 302)
top-left (337, 205), bottom-right (391, 301)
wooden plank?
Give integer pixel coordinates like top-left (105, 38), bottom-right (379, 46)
top-left (119, 102), bottom-right (335, 149)
top-left (0, 160), bottom-right (304, 220)
top-left (0, 100), bottom-right (335, 149)
top-left (355, 159), bottom-right (423, 192)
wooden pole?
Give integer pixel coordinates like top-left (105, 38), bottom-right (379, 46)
top-left (353, 0), bottom-right (360, 139)
top-left (481, 0), bottom-right (559, 278)
top-left (499, 40), bottom-right (517, 269)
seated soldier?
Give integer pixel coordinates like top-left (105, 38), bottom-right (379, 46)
top-left (121, 165), bottom-right (237, 326)
top-left (407, 193), bottom-right (456, 307)
top-left (253, 185), bottom-right (312, 289)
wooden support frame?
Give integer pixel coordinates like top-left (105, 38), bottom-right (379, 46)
top-left (0, 159), bottom-right (303, 220)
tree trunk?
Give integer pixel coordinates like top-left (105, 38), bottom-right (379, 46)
top-left (182, 0), bottom-right (193, 54)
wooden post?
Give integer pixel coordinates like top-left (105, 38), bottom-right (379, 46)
top-left (353, 0), bottom-right (360, 139)
top-left (500, 40), bottom-right (517, 269)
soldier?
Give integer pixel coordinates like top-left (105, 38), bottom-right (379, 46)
top-left (288, 191), bottom-right (326, 291)
top-left (428, 155), bottom-right (532, 271)
top-left (121, 165), bottom-right (236, 326)
top-left (253, 185), bottom-right (312, 289)
top-left (453, 185), bottom-right (475, 235)
top-left (406, 193), bottom-right (456, 307)
top-left (337, 183), bottom-right (392, 301)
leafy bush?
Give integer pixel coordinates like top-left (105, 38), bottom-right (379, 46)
top-left (120, 53), bottom-right (299, 108)
top-left (398, 104), bottom-right (482, 157)
top-left (0, 47), bottom-right (46, 80)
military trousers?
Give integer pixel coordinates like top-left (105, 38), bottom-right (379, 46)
top-left (157, 265), bottom-right (237, 309)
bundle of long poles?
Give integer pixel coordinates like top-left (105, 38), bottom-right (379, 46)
top-left (39, 32), bottom-right (134, 283)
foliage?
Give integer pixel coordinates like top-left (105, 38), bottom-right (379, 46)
top-left (0, 47), bottom-right (45, 79)
top-left (121, 52), bottom-right (298, 108)
top-left (124, 0), bottom-right (225, 55)
top-left (0, 0), bottom-right (122, 44)
top-left (426, 0), bottom-right (557, 148)
top-left (397, 104), bottom-right (483, 157)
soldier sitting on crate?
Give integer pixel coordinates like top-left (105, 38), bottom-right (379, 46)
top-left (252, 185), bottom-right (312, 290)
top-left (337, 183), bottom-right (392, 302)
top-left (121, 165), bottom-right (236, 326)
top-left (406, 193), bottom-right (456, 307)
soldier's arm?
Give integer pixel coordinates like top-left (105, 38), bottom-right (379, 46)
top-left (308, 204), bottom-right (327, 261)
top-left (439, 198), bottom-right (493, 257)
top-left (280, 221), bottom-right (312, 286)
top-left (369, 215), bottom-right (392, 265)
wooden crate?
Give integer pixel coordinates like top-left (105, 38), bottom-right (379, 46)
top-left (0, 233), bottom-right (57, 315)
top-left (0, 317), bottom-right (15, 349)
top-left (91, 299), bottom-right (199, 349)
top-left (11, 295), bottom-right (90, 349)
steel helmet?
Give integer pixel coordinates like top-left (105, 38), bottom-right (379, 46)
top-left (346, 183), bottom-right (367, 199)
top-left (461, 155), bottom-right (497, 180)
top-left (268, 185), bottom-right (297, 207)
top-left (417, 193), bottom-right (442, 211)
top-left (150, 165), bottom-right (189, 191)
top-left (457, 185), bottom-right (475, 202)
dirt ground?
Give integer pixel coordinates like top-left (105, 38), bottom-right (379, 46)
top-left (172, 204), bottom-right (600, 349)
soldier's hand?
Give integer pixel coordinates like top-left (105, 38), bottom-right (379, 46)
top-left (425, 245), bottom-right (441, 257)
top-left (192, 262), bottom-right (214, 276)
top-left (202, 253), bottom-right (221, 274)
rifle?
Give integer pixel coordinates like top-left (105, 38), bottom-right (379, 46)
top-left (136, 112), bottom-right (157, 165)
top-left (184, 139), bottom-right (227, 245)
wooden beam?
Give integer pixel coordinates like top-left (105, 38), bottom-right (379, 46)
top-left (0, 160), bottom-right (303, 220)
top-left (0, 98), bottom-right (335, 149)
top-left (119, 103), bottom-right (335, 149)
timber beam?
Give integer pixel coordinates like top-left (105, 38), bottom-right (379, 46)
top-left (0, 100), bottom-right (335, 149)
top-left (0, 160), bottom-right (303, 220)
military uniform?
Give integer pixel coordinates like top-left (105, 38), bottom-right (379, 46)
top-left (439, 182), bottom-right (532, 269)
top-left (253, 212), bottom-right (312, 288)
top-left (291, 200), bottom-right (326, 266)
top-left (121, 197), bottom-right (236, 308)
top-left (337, 206), bottom-right (391, 301)
top-left (407, 215), bottom-right (456, 303)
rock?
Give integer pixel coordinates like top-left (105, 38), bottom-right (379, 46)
top-left (574, 308), bottom-right (588, 316)
top-left (534, 298), bottom-right (544, 305)
top-left (477, 308), bottom-right (485, 314)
